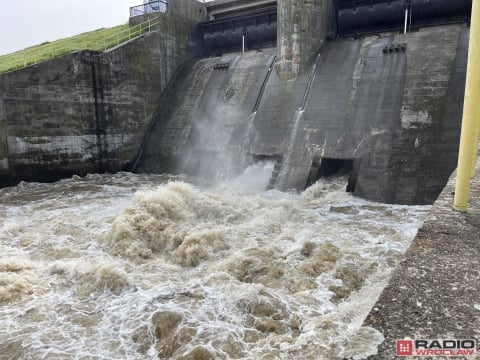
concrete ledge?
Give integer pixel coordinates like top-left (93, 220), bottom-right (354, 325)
top-left (360, 148), bottom-right (480, 358)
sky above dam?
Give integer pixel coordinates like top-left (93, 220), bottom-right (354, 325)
top-left (0, 0), bottom-right (142, 55)
top-left (0, 0), bottom-right (217, 56)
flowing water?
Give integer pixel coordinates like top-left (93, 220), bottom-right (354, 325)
top-left (0, 167), bottom-right (429, 359)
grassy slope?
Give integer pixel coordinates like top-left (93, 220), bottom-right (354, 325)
top-left (0, 23), bottom-right (129, 74)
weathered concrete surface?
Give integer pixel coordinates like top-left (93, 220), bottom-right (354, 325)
top-left (385, 25), bottom-right (469, 204)
top-left (0, 89), bottom-right (7, 176)
top-left (253, 25), bottom-right (468, 204)
top-left (276, 0), bottom-right (327, 79)
top-left (250, 58), bottom-right (311, 156)
top-left (360, 147), bottom-right (480, 359)
top-left (0, 0), bottom-right (203, 186)
top-left (136, 49), bottom-right (277, 177)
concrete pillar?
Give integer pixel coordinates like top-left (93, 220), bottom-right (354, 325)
top-left (276, 0), bottom-right (328, 80)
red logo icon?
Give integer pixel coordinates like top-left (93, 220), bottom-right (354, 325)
top-left (397, 340), bottom-right (413, 356)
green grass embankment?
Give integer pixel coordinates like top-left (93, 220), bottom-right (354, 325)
top-left (0, 23), bottom-right (132, 74)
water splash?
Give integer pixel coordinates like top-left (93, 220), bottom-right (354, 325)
top-left (275, 109), bottom-right (304, 190)
top-left (218, 162), bottom-right (274, 194)
top-left (0, 173), bottom-right (429, 359)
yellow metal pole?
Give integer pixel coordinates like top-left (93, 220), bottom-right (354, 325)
top-left (471, 99), bottom-right (480, 177)
top-left (454, 0), bottom-right (480, 212)
top-left (470, 110), bottom-right (480, 178)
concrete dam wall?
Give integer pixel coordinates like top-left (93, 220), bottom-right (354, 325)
top-left (0, 0), bottom-right (470, 205)
top-left (138, 23), bottom-right (468, 205)
top-left (267, 25), bottom-right (468, 204)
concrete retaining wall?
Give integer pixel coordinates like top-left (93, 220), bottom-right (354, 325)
top-left (0, 0), bottom-right (204, 186)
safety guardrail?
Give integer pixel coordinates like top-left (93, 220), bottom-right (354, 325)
top-left (130, 0), bottom-right (168, 17)
top-left (0, 17), bottom-right (160, 74)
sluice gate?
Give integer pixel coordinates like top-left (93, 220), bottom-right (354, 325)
top-left (195, 0), bottom-right (472, 57)
top-left (333, 0), bottom-right (471, 38)
top-left (198, 4), bottom-right (277, 55)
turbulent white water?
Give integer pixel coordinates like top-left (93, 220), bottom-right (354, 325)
top-left (0, 169), bottom-right (429, 359)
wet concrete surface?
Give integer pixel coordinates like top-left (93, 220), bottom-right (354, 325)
top-left (362, 148), bottom-right (480, 359)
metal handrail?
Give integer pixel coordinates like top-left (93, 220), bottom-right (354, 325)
top-left (0, 17), bottom-right (160, 74)
top-left (130, 0), bottom-right (168, 17)
top-left (101, 17), bottom-right (160, 50)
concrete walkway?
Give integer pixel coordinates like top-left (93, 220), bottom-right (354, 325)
top-left (363, 150), bottom-right (480, 359)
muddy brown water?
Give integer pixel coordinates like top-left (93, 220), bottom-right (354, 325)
top-left (0, 168), bottom-right (429, 359)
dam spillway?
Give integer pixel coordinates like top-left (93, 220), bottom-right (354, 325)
top-left (135, 50), bottom-right (278, 178)
top-left (135, 25), bottom-right (469, 205)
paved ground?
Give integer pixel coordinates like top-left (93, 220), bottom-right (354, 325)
top-left (362, 150), bottom-right (480, 359)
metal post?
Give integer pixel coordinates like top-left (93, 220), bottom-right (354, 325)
top-left (454, 0), bottom-right (480, 212)
top-left (404, 0), bottom-right (412, 34)
top-left (242, 35), bottom-right (245, 53)
top-left (409, 4), bottom-right (413, 32)
top-left (471, 100), bottom-right (480, 177)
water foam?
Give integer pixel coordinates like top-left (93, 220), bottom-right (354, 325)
top-left (0, 173), bottom-right (429, 359)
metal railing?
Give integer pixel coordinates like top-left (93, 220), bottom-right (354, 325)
top-left (100, 17), bottom-right (160, 50)
top-left (130, 0), bottom-right (168, 17)
top-left (0, 17), bottom-right (160, 74)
